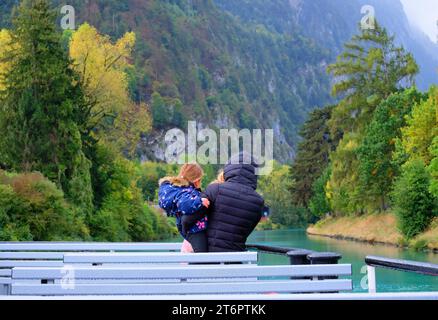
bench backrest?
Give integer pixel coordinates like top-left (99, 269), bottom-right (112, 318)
top-left (0, 242), bottom-right (181, 295)
top-left (0, 242), bottom-right (182, 252)
top-left (1, 250), bottom-right (258, 294)
top-left (10, 264), bottom-right (353, 296)
top-left (63, 252), bottom-right (258, 265)
top-left (0, 242), bottom-right (183, 269)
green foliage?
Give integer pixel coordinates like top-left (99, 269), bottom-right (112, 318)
top-left (88, 143), bottom-right (174, 241)
top-left (411, 239), bottom-right (428, 251)
top-left (151, 92), bottom-right (187, 129)
top-left (31, 0), bottom-right (333, 159)
top-left (396, 86), bottom-right (438, 165)
top-left (429, 137), bottom-right (438, 197)
top-left (136, 162), bottom-right (179, 201)
top-left (326, 133), bottom-right (364, 215)
top-left (392, 160), bottom-right (436, 239)
top-left (308, 167), bottom-right (332, 221)
top-left (0, 0), bottom-right (186, 241)
top-left (258, 162), bottom-right (308, 227)
top-left (357, 89), bottom-right (426, 211)
top-left (290, 106), bottom-right (341, 207)
top-left (324, 22), bottom-right (420, 218)
top-left (89, 145), bottom-right (171, 241)
top-left (328, 22), bottom-right (418, 133)
top-left (0, 0), bottom-right (89, 209)
top-left (0, 170), bottom-right (88, 241)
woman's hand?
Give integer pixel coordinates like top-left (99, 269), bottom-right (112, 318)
top-left (201, 198), bottom-right (210, 208)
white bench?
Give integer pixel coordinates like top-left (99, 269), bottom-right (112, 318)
top-left (63, 252), bottom-right (257, 265)
top-left (9, 264), bottom-right (353, 296)
top-left (0, 242), bottom-right (182, 252)
top-left (1, 250), bottom-right (258, 294)
top-left (0, 242), bottom-right (182, 294)
top-left (1, 242), bottom-right (353, 298)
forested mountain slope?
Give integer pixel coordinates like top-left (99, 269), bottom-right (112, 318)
top-left (1, 0), bottom-right (436, 162)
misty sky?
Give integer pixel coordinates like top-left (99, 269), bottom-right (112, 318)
top-left (401, 0), bottom-right (438, 43)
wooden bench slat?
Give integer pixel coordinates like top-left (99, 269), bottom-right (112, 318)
top-left (63, 252), bottom-right (257, 264)
top-left (11, 279), bottom-right (353, 295)
top-left (0, 242), bottom-right (182, 252)
top-left (12, 264), bottom-right (352, 279)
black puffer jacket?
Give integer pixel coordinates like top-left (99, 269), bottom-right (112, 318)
top-left (204, 155), bottom-right (264, 252)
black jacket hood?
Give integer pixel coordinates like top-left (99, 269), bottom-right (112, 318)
top-left (223, 152), bottom-right (258, 190)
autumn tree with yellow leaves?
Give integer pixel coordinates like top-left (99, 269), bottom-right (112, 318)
top-left (68, 23), bottom-right (151, 157)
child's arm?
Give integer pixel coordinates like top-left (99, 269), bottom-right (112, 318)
top-left (176, 189), bottom-right (209, 215)
top-left (158, 182), bottom-right (178, 216)
top-left (178, 190), bottom-right (209, 236)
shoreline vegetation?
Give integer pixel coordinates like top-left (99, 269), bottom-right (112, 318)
top-left (306, 213), bottom-right (438, 253)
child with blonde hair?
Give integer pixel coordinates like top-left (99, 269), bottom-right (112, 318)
top-left (211, 170), bottom-right (225, 184)
top-left (158, 163), bottom-right (210, 252)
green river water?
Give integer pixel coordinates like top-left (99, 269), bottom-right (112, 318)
top-left (247, 229), bottom-right (438, 293)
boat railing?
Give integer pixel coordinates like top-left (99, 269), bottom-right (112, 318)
top-left (246, 243), bottom-right (342, 265)
top-left (365, 255), bottom-right (438, 293)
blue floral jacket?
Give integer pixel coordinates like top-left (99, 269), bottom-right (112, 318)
top-left (158, 180), bottom-right (208, 238)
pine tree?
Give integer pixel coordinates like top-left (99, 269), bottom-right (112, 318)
top-left (0, 0), bottom-right (92, 214)
top-left (289, 105), bottom-right (341, 207)
top-left (325, 22), bottom-right (419, 215)
top-left (327, 22), bottom-right (418, 134)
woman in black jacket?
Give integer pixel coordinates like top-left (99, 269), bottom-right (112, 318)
top-left (204, 152), bottom-right (265, 252)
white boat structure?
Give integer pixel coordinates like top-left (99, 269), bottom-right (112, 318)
top-left (0, 242), bottom-right (436, 300)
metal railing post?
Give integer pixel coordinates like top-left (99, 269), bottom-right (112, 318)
top-left (367, 265), bottom-right (376, 294)
top-left (307, 252), bottom-right (343, 293)
top-left (286, 249), bottom-right (313, 280)
top-left (307, 252), bottom-right (342, 264)
top-left (307, 252), bottom-right (342, 280)
top-left (286, 249), bottom-right (313, 265)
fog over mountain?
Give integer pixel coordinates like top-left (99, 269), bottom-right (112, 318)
top-left (401, 0), bottom-right (438, 43)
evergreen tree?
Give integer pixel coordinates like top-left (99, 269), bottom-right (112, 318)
top-left (0, 0), bottom-right (92, 213)
top-left (326, 22), bottom-right (419, 215)
top-left (290, 105), bottom-right (341, 207)
top-left (327, 21), bottom-right (418, 134)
